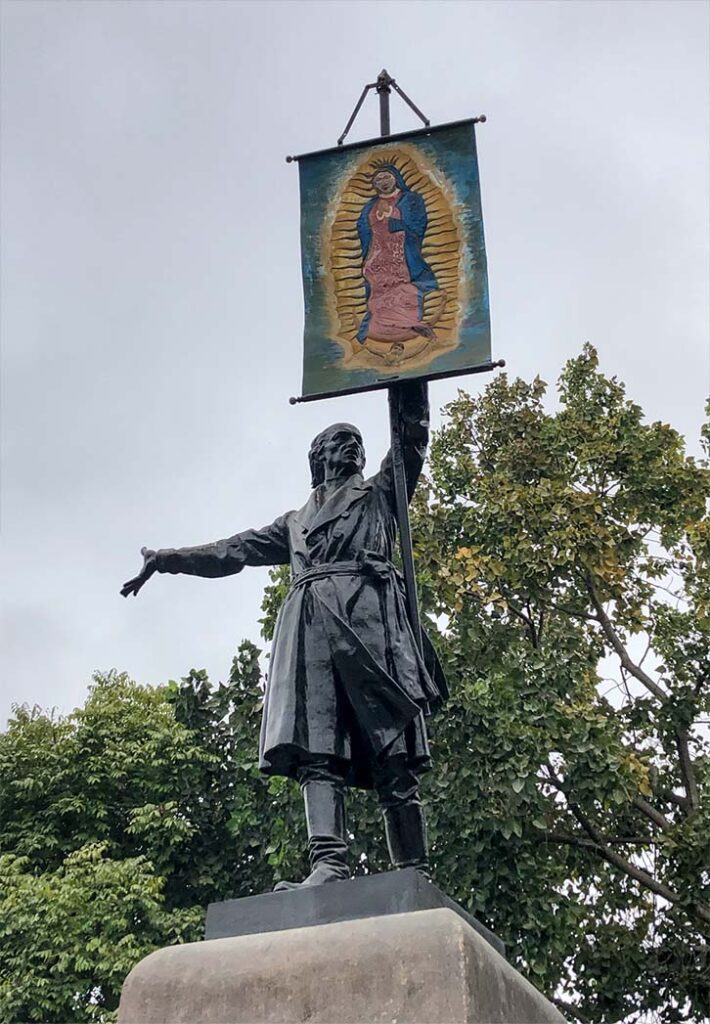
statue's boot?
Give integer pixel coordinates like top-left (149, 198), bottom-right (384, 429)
top-left (274, 780), bottom-right (349, 891)
top-left (383, 800), bottom-right (430, 877)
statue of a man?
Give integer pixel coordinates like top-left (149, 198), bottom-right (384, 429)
top-left (121, 381), bottom-right (446, 889)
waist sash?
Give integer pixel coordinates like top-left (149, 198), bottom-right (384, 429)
top-left (291, 551), bottom-right (399, 590)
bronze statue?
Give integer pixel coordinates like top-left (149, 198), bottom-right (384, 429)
top-left (121, 381), bottom-right (446, 889)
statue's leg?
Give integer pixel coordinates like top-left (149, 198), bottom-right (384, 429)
top-left (375, 755), bottom-right (430, 876)
top-left (273, 761), bottom-right (350, 891)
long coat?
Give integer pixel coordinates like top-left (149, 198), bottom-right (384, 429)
top-left (156, 383), bottom-right (447, 788)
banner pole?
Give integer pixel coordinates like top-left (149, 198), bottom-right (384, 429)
top-left (377, 69), bottom-right (424, 654)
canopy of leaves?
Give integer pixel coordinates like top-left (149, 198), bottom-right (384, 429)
top-left (1, 347), bottom-right (707, 1023)
top-left (406, 345), bottom-right (709, 1022)
top-left (0, 653), bottom-right (307, 1022)
top-left (0, 844), bottom-right (199, 1023)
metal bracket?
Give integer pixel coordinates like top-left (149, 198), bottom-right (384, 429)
top-left (337, 69), bottom-right (430, 146)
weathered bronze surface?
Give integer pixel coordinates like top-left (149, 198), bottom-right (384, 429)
top-left (121, 381), bottom-right (446, 889)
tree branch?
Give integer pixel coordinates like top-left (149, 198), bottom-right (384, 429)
top-left (585, 575), bottom-right (669, 702)
top-left (676, 730), bottom-right (700, 813)
top-left (569, 802), bottom-right (710, 927)
top-left (506, 599), bottom-right (539, 648)
top-left (662, 789), bottom-right (691, 808)
top-left (542, 763), bottom-right (710, 926)
top-left (525, 598), bottom-right (539, 648)
top-left (585, 577), bottom-right (700, 815)
top-left (638, 637), bottom-right (652, 667)
top-left (541, 598), bottom-right (599, 622)
top-left (550, 996), bottom-right (592, 1024)
top-left (541, 832), bottom-right (660, 847)
top-left (632, 795), bottom-right (673, 832)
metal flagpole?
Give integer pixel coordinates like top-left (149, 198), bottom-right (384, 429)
top-left (376, 69), bottom-right (424, 654)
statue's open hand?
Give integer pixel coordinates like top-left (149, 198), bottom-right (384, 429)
top-left (121, 547), bottom-right (158, 597)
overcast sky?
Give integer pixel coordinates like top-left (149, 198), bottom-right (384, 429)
top-left (1, 0), bottom-right (708, 726)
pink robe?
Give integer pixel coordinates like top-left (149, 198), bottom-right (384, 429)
top-left (362, 193), bottom-right (423, 342)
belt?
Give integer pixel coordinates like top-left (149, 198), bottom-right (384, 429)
top-left (291, 551), bottom-right (399, 590)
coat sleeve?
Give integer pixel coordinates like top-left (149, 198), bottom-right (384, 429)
top-left (377, 381), bottom-right (429, 503)
top-left (155, 513), bottom-right (292, 578)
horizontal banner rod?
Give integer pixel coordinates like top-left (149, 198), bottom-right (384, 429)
top-left (286, 115), bottom-right (487, 164)
top-left (289, 359), bottom-right (505, 405)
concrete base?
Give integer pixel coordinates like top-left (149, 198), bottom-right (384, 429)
top-left (118, 907), bottom-right (566, 1023)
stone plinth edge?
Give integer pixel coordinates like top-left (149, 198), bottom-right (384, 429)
top-left (118, 907), bottom-right (566, 1024)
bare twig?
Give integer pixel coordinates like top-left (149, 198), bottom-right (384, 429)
top-left (649, 580), bottom-right (686, 601)
top-left (638, 637), bottom-right (652, 667)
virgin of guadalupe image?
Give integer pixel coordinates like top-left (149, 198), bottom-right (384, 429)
top-left (357, 165), bottom-right (439, 359)
top-left (327, 149), bottom-right (462, 372)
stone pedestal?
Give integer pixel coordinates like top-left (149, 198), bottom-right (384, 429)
top-left (118, 905), bottom-right (565, 1023)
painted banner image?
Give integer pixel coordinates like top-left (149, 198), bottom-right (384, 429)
top-left (297, 120), bottom-right (491, 399)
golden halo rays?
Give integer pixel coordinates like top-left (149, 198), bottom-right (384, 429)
top-left (323, 145), bottom-right (463, 367)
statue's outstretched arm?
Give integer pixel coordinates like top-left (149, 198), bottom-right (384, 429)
top-left (120, 513), bottom-right (292, 598)
top-left (121, 547), bottom-right (159, 597)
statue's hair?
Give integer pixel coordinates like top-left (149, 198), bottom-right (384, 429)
top-left (308, 423), bottom-right (364, 488)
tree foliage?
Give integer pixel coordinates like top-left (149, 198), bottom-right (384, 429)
top-left (0, 655), bottom-right (306, 1022)
top-left (0, 844), bottom-right (199, 1023)
top-left (0, 346), bottom-right (707, 1023)
top-left (408, 345), bottom-right (709, 1022)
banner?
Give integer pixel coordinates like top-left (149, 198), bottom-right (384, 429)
top-left (296, 119), bottom-right (491, 400)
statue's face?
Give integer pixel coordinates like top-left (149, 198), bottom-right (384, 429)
top-left (373, 170), bottom-right (397, 195)
top-left (320, 424), bottom-right (365, 481)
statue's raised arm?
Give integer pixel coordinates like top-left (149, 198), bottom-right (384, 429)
top-left (378, 380), bottom-right (429, 503)
top-left (120, 514), bottom-right (291, 597)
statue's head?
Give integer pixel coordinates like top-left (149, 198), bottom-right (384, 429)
top-left (308, 423), bottom-right (365, 487)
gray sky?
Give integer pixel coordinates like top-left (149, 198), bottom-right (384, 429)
top-left (1, 0), bottom-right (708, 726)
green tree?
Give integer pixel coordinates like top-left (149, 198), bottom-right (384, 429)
top-left (0, 844), bottom-right (199, 1023)
top-left (0, 650), bottom-right (306, 1022)
top-left (406, 345), bottom-right (709, 1022)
